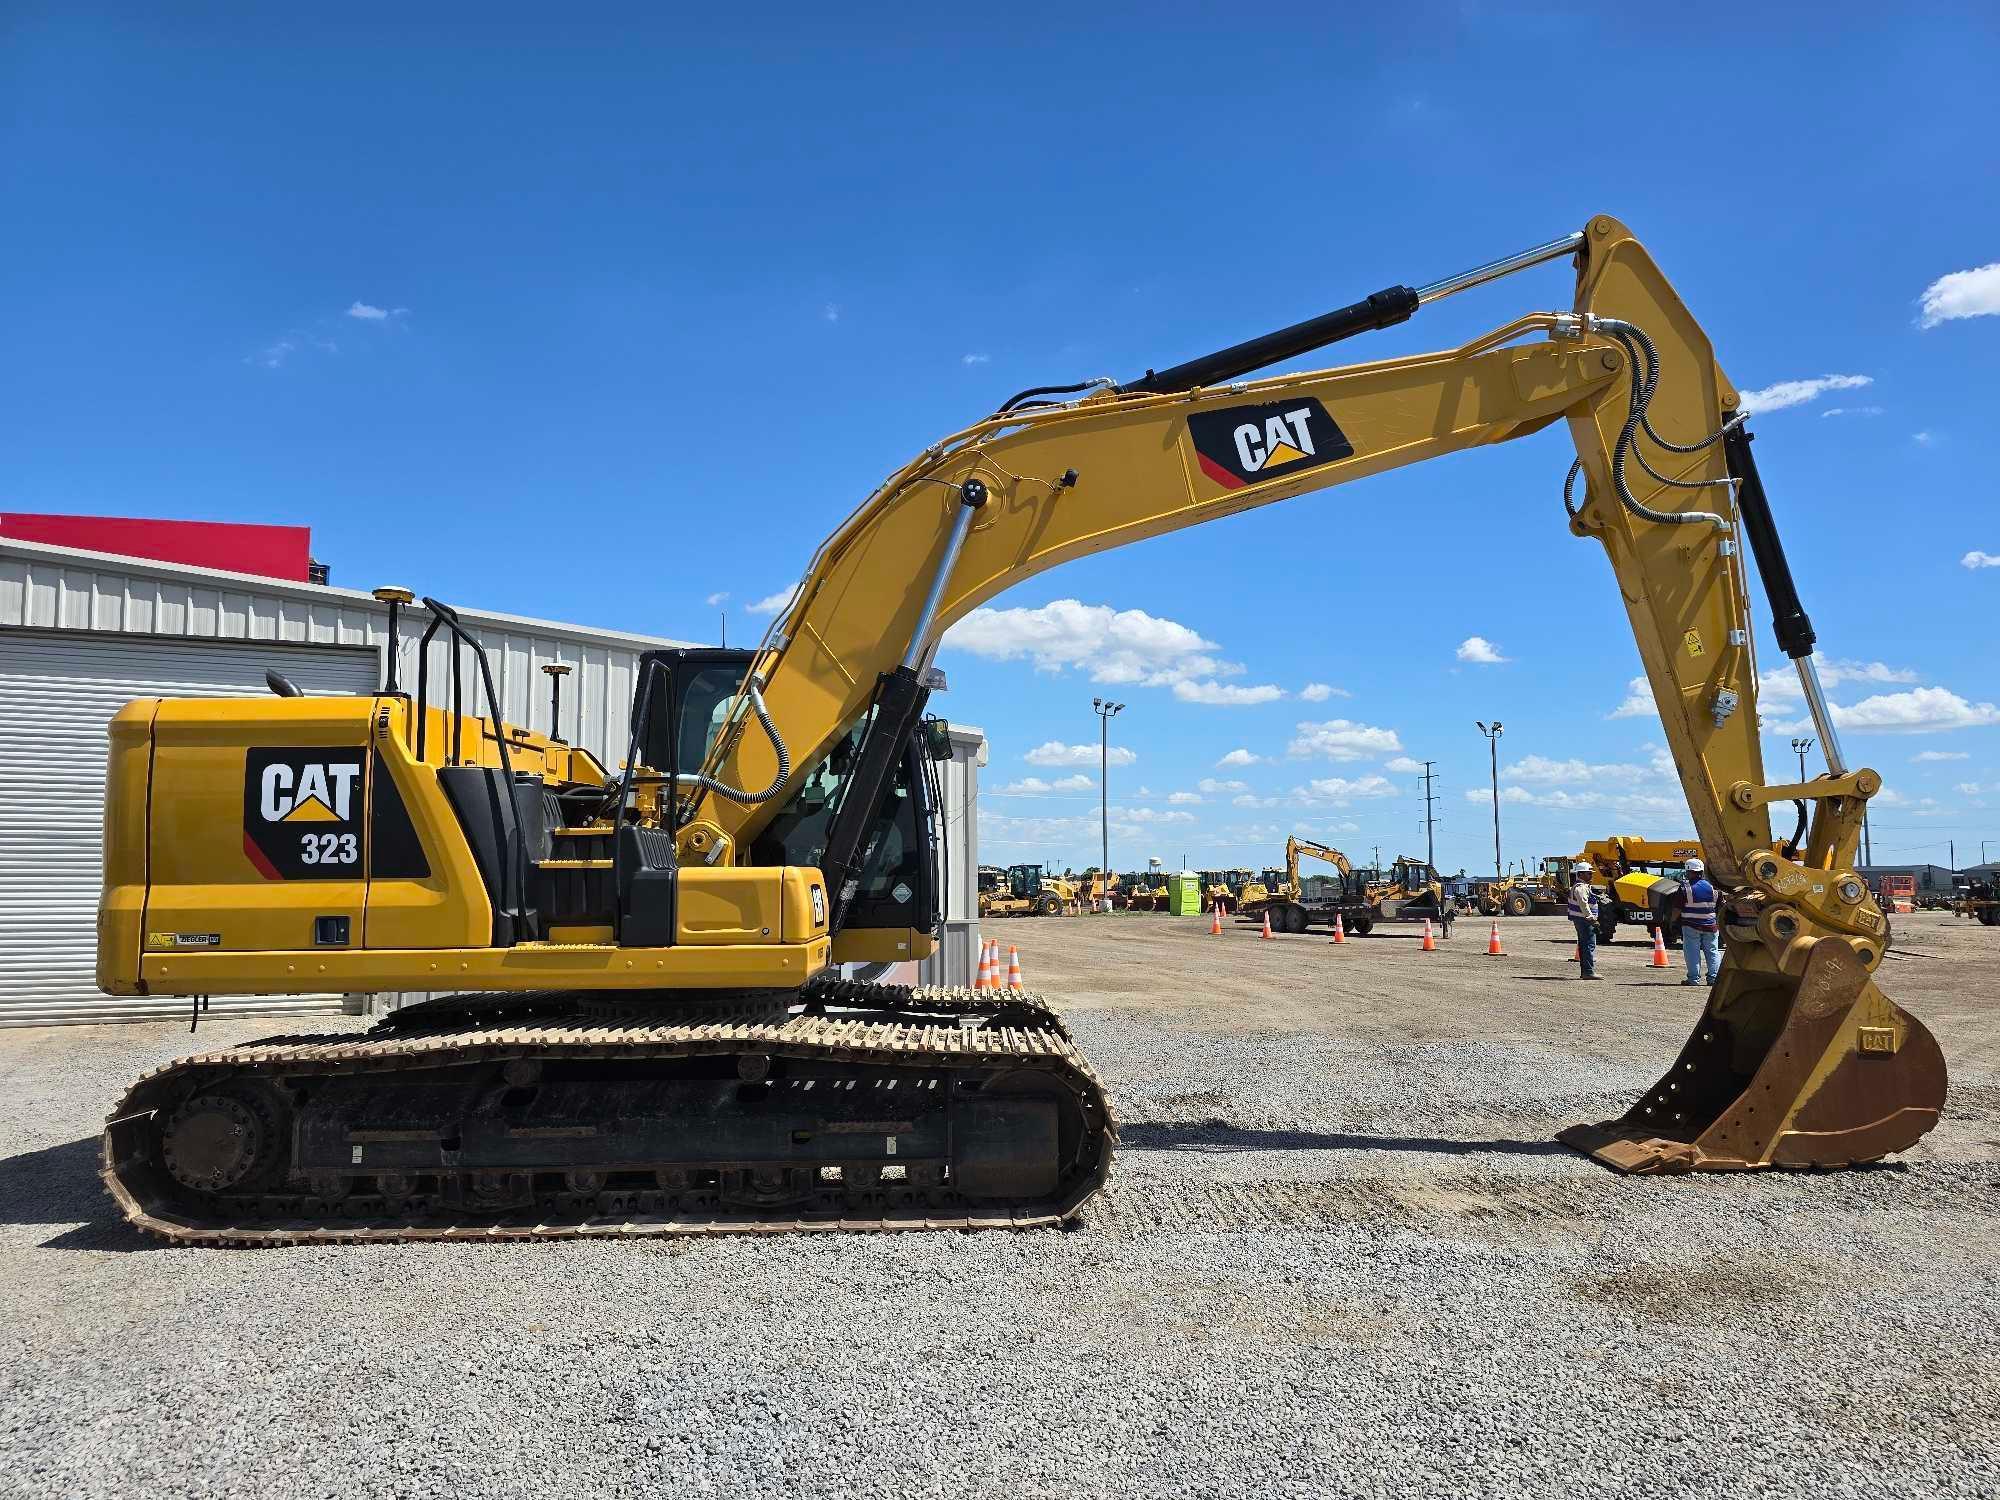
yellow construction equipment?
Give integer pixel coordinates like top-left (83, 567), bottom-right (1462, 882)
top-left (1241, 837), bottom-right (1356, 933)
top-left (979, 863), bottom-right (1072, 918)
top-left (97, 214), bottom-right (1944, 1243)
top-left (1577, 835), bottom-right (1706, 943)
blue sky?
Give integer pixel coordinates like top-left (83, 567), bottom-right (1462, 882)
top-left (6, 4), bottom-right (1997, 874)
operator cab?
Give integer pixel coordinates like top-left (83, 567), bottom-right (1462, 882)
top-left (631, 648), bottom-right (944, 942)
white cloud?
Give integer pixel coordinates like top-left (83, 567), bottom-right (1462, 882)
top-left (704, 591), bottom-right (729, 608)
top-left (1913, 431), bottom-right (1935, 446)
top-left (1198, 777), bottom-right (1248, 794)
top-left (747, 588), bottom-right (797, 615)
top-left (1167, 791), bottom-right (1203, 805)
top-left (961, 353), bottom-right (990, 365)
top-left (1962, 551), bottom-right (2000, 570)
top-left (1119, 807), bottom-right (1195, 825)
top-left (1173, 679), bottom-right (1285, 705)
top-left (1025, 740), bottom-right (1135, 767)
top-left (1476, 784), bottom-right (1685, 819)
top-left (1608, 676), bottom-right (1656, 720)
top-left (944, 599), bottom-right (1251, 694)
top-left (1821, 405), bottom-right (1884, 418)
top-left (1918, 263), bottom-right (2000, 328)
top-left (347, 301), bottom-right (390, 321)
top-left (1287, 719), bottom-right (1402, 762)
top-left (1827, 686), bottom-right (2000, 735)
top-left (1736, 374), bottom-right (1871, 416)
top-left (1383, 756), bottom-right (1425, 775)
top-left (1758, 657), bottom-right (1918, 702)
top-left (994, 774), bottom-right (1094, 795)
top-left (1296, 775), bottom-right (1397, 804)
top-left (1298, 682), bottom-right (1343, 702)
top-left (823, 303), bottom-right (841, 323)
top-left (1455, 636), bottom-right (1508, 665)
top-left (248, 338), bottom-right (296, 369)
top-left (1955, 782), bottom-right (1985, 798)
top-left (1233, 793), bottom-right (1279, 809)
top-left (1216, 749), bottom-right (1262, 768)
top-left (1503, 753), bottom-right (1655, 787)
top-left (1913, 750), bottom-right (1969, 762)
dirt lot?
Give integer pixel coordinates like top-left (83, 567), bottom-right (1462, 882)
top-left (2, 911), bottom-right (1996, 1499)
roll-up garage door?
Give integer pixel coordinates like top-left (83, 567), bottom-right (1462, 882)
top-left (0, 630), bottom-right (381, 1025)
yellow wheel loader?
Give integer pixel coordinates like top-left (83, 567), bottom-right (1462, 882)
top-left (96, 215), bottom-right (1945, 1243)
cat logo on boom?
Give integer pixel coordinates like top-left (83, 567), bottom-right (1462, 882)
top-left (242, 748), bottom-right (367, 881)
top-left (1185, 397), bottom-right (1353, 491)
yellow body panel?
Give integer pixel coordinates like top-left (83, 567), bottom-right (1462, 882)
top-left (140, 937), bottom-right (831, 995)
top-left (831, 926), bottom-right (937, 964)
top-left (97, 693), bottom-right (831, 997)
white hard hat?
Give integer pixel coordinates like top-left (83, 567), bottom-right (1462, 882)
top-left (1685, 858), bottom-right (1705, 873)
top-left (1572, 861), bottom-right (1592, 874)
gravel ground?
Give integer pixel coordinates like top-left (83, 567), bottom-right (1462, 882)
top-left (2, 912), bottom-right (1996, 1499)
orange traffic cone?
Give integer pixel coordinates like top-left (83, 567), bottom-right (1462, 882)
top-left (977, 940), bottom-right (996, 991)
top-left (1569, 943), bottom-right (1580, 963)
top-left (1261, 912), bottom-right (1275, 940)
top-left (1421, 918), bottom-right (1436, 952)
top-left (1006, 945), bottom-right (1025, 990)
top-left (1485, 922), bottom-right (1505, 956)
top-left (1650, 927), bottom-right (1670, 968)
top-left (1210, 906), bottom-right (1222, 936)
top-left (1330, 913), bottom-right (1345, 944)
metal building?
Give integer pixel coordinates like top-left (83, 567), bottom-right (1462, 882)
top-left (1, 533), bottom-right (984, 1025)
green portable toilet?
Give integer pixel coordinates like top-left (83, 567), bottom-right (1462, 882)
top-left (1166, 871), bottom-right (1202, 916)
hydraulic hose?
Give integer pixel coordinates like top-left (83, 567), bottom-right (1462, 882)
top-left (1581, 317), bottom-right (1731, 530)
top-left (685, 679), bottom-right (792, 806)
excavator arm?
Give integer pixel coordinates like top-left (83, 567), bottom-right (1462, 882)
top-left (1285, 836), bottom-right (1353, 895)
top-left (691, 213), bottom-right (1943, 1173)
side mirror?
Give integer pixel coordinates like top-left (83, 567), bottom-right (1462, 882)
top-left (923, 718), bottom-right (954, 761)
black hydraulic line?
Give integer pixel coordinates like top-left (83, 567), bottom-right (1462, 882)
top-left (1117, 285), bottom-right (1420, 395)
top-left (1723, 422), bottom-right (1816, 661)
top-left (997, 380), bottom-right (1105, 413)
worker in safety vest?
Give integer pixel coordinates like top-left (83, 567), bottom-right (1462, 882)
top-left (1566, 861), bottom-right (1602, 980)
top-left (1680, 857), bottom-right (1720, 986)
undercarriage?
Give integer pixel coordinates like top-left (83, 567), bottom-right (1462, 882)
top-left (102, 980), bottom-right (1114, 1246)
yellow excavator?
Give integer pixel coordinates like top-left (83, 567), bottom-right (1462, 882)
top-left (1241, 837), bottom-right (1356, 933)
top-left (96, 214), bottom-right (1945, 1243)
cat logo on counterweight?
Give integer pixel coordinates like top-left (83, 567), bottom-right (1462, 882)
top-left (1186, 397), bottom-right (1352, 490)
top-left (242, 748), bottom-right (366, 880)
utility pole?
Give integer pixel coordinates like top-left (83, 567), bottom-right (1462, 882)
top-left (1791, 735), bottom-right (1814, 782)
top-left (1950, 838), bottom-right (1956, 873)
top-left (1420, 760), bottom-right (1439, 870)
top-left (1092, 697), bottom-right (1124, 912)
top-left (1476, 721), bottom-right (1503, 877)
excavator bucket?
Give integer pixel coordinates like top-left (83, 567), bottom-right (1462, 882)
top-left (1559, 940), bottom-right (1946, 1173)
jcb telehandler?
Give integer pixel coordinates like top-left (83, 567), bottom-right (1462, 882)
top-left (96, 216), bottom-right (1944, 1243)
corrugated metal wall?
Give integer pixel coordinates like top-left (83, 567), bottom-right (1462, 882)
top-left (0, 537), bottom-right (683, 765)
top-left (1, 535), bottom-right (984, 1000)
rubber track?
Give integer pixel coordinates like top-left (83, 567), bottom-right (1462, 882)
top-left (102, 982), bottom-right (1115, 1248)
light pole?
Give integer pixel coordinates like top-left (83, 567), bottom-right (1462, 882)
top-left (1476, 721), bottom-right (1504, 878)
top-left (1791, 736), bottom-right (1814, 782)
top-left (1092, 698), bottom-right (1124, 912)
